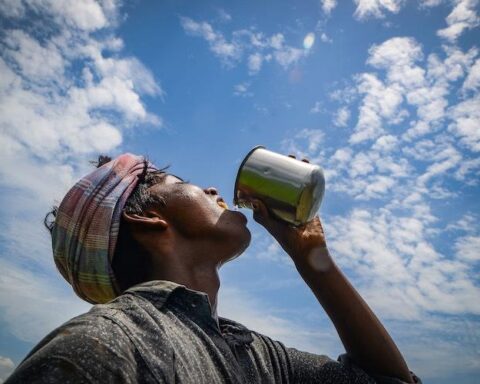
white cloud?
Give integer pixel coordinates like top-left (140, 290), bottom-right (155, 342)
top-left (323, 140), bottom-right (412, 199)
top-left (291, 38), bottom-right (480, 201)
top-left (180, 17), bottom-right (241, 65)
top-left (3, 29), bottom-right (65, 81)
top-left (330, 85), bottom-right (358, 103)
top-left (368, 37), bottom-right (423, 67)
top-left (248, 52), bottom-right (263, 74)
top-left (455, 236), bottom-right (480, 262)
top-left (321, 0), bottom-right (338, 15)
top-left (282, 129), bottom-right (325, 160)
top-left (448, 95), bottom-right (480, 152)
top-left (180, 19), bottom-right (306, 73)
top-left (447, 214), bottom-right (478, 233)
top-left (320, 37), bottom-right (479, 204)
top-left (416, 145), bottom-right (463, 186)
top-left (269, 33), bottom-right (284, 50)
top-left (0, 0), bottom-right (112, 31)
top-left (398, 318), bottom-right (480, 379)
top-left (367, 37), bottom-right (425, 90)
top-left (407, 85), bottom-right (448, 122)
top-left (353, 0), bottom-right (405, 20)
top-left (454, 157), bottom-right (480, 183)
top-left (333, 106), bottom-right (350, 127)
top-left (0, 0), bottom-right (25, 18)
top-left (0, 356), bottom-right (15, 383)
top-left (50, 0), bottom-right (109, 31)
top-left (349, 152), bottom-right (375, 177)
top-left (233, 82), bottom-right (253, 97)
top-left (299, 129), bottom-right (325, 154)
top-left (256, 238), bottom-right (293, 266)
top-left (463, 58), bottom-right (480, 91)
top-left (320, 32), bottom-right (332, 43)
top-left (350, 73), bottom-right (404, 143)
top-left (372, 134), bottom-right (398, 152)
top-left (217, 8), bottom-right (232, 22)
top-left (273, 46), bottom-right (304, 68)
top-left (310, 101), bottom-right (323, 114)
top-left (420, 0), bottom-right (443, 6)
top-left (348, 37), bottom-right (480, 145)
top-left (437, 0), bottom-right (480, 42)
top-left (427, 46), bottom-right (478, 85)
top-left (327, 208), bottom-right (480, 318)
top-left (0, 25), bottom-right (161, 166)
top-left (332, 148), bottom-right (353, 163)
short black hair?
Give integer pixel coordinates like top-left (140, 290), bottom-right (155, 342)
top-left (44, 155), bottom-right (171, 293)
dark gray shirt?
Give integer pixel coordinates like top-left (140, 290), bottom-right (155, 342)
top-left (6, 281), bottom-right (419, 383)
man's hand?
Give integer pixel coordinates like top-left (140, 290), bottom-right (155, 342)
top-left (250, 198), bottom-right (331, 268)
top-left (242, 153), bottom-right (330, 266)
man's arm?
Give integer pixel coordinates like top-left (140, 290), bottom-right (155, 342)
top-left (251, 202), bottom-right (414, 383)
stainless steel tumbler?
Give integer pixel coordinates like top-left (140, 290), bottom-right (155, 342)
top-left (233, 146), bottom-right (325, 226)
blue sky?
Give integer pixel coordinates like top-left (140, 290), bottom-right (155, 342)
top-left (0, 0), bottom-right (479, 382)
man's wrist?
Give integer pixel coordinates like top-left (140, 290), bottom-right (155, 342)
top-left (292, 246), bottom-right (334, 274)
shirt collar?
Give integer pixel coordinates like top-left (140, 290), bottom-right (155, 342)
top-left (124, 280), bottom-right (196, 307)
top-left (124, 280), bottom-right (254, 347)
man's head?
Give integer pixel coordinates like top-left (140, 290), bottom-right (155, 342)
top-left (46, 154), bottom-right (251, 303)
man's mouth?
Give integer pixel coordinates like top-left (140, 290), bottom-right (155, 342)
top-left (216, 198), bottom-right (229, 209)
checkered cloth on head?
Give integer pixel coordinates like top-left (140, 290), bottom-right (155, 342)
top-left (52, 153), bottom-right (157, 304)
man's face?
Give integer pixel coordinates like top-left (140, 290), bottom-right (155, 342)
top-left (147, 174), bottom-right (251, 261)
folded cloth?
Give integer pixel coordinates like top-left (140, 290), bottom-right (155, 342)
top-left (52, 153), bottom-right (156, 304)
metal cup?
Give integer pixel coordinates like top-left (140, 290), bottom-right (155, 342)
top-left (233, 146), bottom-right (325, 226)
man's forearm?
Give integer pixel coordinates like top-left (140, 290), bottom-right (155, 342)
top-left (294, 247), bottom-right (413, 383)
top-left (249, 203), bottom-right (414, 382)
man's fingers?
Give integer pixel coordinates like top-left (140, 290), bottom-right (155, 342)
top-left (287, 154), bottom-right (310, 163)
top-left (252, 199), bottom-right (279, 228)
top-left (251, 199), bottom-right (269, 222)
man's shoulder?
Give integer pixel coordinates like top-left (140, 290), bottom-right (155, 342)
top-left (28, 303), bottom-right (132, 358)
top-left (218, 316), bottom-right (290, 354)
top-left (6, 301), bottom-right (147, 383)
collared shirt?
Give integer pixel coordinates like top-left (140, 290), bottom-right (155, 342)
top-left (6, 281), bottom-right (420, 383)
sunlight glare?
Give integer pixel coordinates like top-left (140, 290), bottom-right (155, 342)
top-left (303, 32), bottom-right (315, 50)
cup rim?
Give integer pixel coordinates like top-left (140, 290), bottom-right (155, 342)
top-left (233, 145), bottom-right (266, 206)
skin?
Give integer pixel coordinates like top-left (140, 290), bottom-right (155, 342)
top-left (123, 172), bottom-right (413, 383)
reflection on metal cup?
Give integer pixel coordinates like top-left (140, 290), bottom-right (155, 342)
top-left (233, 146), bottom-right (325, 226)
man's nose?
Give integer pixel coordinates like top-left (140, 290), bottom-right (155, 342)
top-left (204, 187), bottom-right (218, 196)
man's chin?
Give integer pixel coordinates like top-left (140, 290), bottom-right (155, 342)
top-left (221, 228), bottom-right (251, 264)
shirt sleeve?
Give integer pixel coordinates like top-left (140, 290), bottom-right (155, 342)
top-left (338, 354), bottom-right (422, 384)
top-left (287, 348), bottom-right (422, 384)
top-left (4, 315), bottom-right (153, 384)
top-left (287, 348), bottom-right (376, 383)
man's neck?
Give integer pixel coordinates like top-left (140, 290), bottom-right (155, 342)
top-left (147, 258), bottom-right (221, 318)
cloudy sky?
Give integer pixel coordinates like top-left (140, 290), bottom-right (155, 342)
top-left (0, 0), bottom-right (479, 382)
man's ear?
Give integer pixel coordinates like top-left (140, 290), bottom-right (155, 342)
top-left (122, 211), bottom-right (168, 230)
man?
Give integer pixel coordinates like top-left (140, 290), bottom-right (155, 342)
top-left (6, 153), bottom-right (420, 383)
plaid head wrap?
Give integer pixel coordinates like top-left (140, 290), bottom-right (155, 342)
top-left (52, 153), bottom-right (157, 304)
